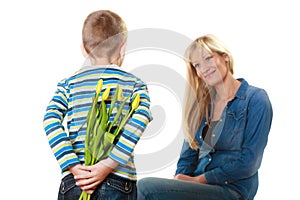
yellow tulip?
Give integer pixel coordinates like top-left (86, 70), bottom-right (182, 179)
top-left (81, 82), bottom-right (141, 200)
top-left (131, 94), bottom-right (140, 110)
top-left (113, 93), bottom-right (140, 136)
top-left (117, 86), bottom-right (123, 101)
top-left (102, 87), bottom-right (110, 101)
top-left (95, 79), bottom-right (103, 94)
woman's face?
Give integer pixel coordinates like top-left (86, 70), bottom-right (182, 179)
top-left (190, 47), bottom-right (229, 87)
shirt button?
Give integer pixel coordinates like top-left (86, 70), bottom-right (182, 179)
top-left (208, 158), bottom-right (212, 162)
top-left (225, 181), bottom-right (228, 184)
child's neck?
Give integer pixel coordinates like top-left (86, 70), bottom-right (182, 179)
top-left (90, 56), bottom-right (122, 66)
top-left (91, 57), bottom-right (112, 66)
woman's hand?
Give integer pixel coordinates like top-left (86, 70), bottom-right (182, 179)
top-left (174, 174), bottom-right (207, 184)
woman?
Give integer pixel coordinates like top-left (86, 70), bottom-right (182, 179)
top-left (137, 34), bottom-right (273, 200)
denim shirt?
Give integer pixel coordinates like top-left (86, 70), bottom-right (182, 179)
top-left (176, 79), bottom-right (273, 200)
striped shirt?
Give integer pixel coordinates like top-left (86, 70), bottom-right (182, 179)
top-left (43, 65), bottom-right (152, 180)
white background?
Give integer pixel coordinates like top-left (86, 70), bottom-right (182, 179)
top-left (1, 0), bottom-right (299, 199)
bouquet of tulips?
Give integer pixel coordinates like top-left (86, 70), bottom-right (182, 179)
top-left (79, 79), bottom-right (140, 200)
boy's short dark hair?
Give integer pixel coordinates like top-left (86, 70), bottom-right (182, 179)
top-left (82, 10), bottom-right (127, 59)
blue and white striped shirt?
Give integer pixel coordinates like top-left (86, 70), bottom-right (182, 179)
top-left (43, 65), bottom-right (152, 180)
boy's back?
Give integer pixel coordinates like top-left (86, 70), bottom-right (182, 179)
top-left (43, 10), bottom-right (152, 200)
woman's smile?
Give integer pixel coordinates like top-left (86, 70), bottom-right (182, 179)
top-left (204, 69), bottom-right (216, 78)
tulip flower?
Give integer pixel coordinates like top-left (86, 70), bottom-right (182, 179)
top-left (101, 87), bottom-right (110, 101)
top-left (114, 93), bottom-right (140, 136)
top-left (79, 80), bottom-right (140, 200)
top-left (131, 93), bottom-right (140, 110)
top-left (95, 79), bottom-right (103, 95)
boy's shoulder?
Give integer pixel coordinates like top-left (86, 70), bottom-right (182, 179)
top-left (66, 65), bottom-right (145, 85)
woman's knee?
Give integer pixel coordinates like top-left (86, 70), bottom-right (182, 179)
top-left (137, 177), bottom-right (163, 199)
top-left (138, 177), bottom-right (158, 191)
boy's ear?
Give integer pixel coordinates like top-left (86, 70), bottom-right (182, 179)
top-left (119, 42), bottom-right (127, 59)
top-left (80, 44), bottom-right (89, 58)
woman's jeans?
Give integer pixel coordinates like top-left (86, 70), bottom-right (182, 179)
top-left (137, 177), bottom-right (242, 200)
top-left (58, 173), bottom-right (137, 200)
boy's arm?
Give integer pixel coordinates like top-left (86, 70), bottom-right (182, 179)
top-left (109, 80), bottom-right (153, 165)
top-left (43, 79), bottom-right (80, 171)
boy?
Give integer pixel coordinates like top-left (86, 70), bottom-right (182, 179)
top-left (43, 10), bottom-right (152, 200)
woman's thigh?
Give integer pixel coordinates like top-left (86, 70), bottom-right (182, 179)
top-left (137, 177), bottom-right (241, 200)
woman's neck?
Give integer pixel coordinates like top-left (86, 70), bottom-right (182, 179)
top-left (214, 74), bottom-right (240, 102)
top-left (210, 75), bottom-right (240, 121)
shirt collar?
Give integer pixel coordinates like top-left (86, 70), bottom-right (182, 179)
top-left (82, 64), bottom-right (121, 69)
top-left (235, 78), bottom-right (248, 100)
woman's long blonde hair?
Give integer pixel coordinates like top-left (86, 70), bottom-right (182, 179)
top-left (183, 34), bottom-right (234, 150)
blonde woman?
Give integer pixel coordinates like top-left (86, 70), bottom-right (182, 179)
top-left (137, 34), bottom-right (272, 200)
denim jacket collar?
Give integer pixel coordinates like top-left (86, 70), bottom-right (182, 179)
top-left (235, 78), bottom-right (248, 100)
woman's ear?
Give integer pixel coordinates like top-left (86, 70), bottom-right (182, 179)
top-left (222, 53), bottom-right (229, 62)
top-left (80, 43), bottom-right (89, 58)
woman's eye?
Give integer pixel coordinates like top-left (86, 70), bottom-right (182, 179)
top-left (205, 56), bottom-right (213, 61)
top-left (193, 63), bottom-right (200, 68)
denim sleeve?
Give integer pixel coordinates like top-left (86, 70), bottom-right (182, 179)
top-left (205, 89), bottom-right (273, 185)
top-left (175, 140), bottom-right (199, 176)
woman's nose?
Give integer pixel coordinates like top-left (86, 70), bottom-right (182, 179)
top-left (199, 64), bottom-right (210, 74)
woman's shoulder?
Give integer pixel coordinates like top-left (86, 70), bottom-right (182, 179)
top-left (238, 78), bottom-right (268, 95)
top-left (238, 78), bottom-right (271, 105)
top-left (245, 82), bottom-right (271, 108)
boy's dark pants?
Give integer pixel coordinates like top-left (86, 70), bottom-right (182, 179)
top-left (58, 173), bottom-right (137, 200)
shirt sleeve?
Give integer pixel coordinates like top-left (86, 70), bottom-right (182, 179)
top-left (43, 79), bottom-right (80, 171)
top-left (109, 79), bottom-right (153, 165)
top-left (204, 89), bottom-right (273, 185)
top-left (175, 140), bottom-right (199, 176)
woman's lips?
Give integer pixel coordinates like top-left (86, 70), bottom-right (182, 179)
top-left (204, 70), bottom-right (216, 78)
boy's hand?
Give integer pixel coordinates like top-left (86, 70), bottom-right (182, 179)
top-left (74, 158), bottom-right (118, 194)
top-left (69, 164), bottom-right (90, 178)
top-left (69, 164), bottom-right (96, 194)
